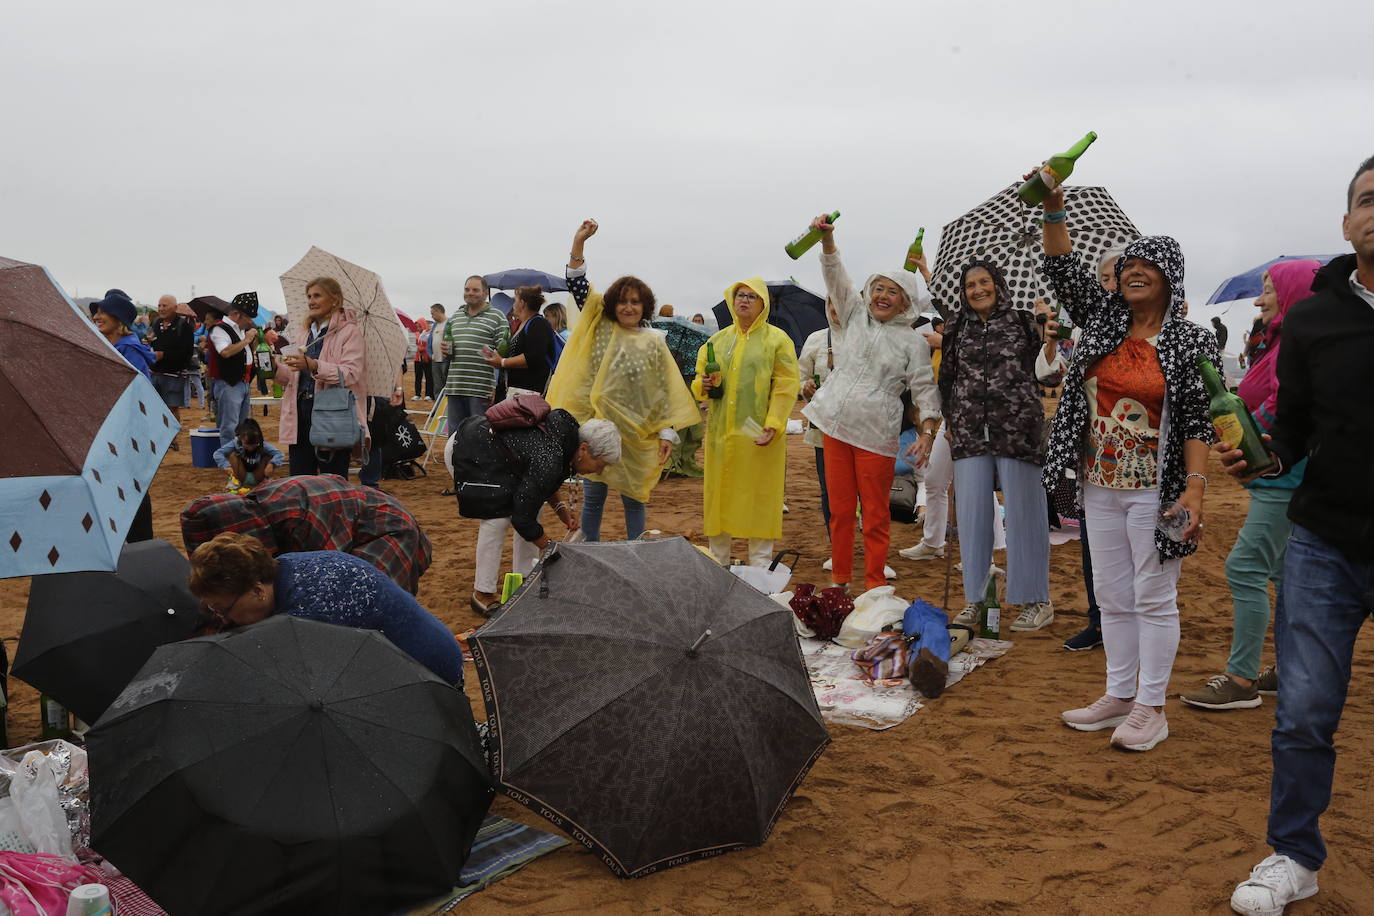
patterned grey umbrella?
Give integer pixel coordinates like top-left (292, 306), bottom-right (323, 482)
top-left (929, 183), bottom-right (1141, 316)
top-left (469, 537), bottom-right (829, 878)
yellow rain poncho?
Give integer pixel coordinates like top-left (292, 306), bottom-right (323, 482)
top-left (545, 291), bottom-right (701, 504)
top-left (690, 279), bottom-right (800, 540)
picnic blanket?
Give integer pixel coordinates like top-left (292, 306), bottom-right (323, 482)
top-left (801, 636), bottom-right (1013, 730)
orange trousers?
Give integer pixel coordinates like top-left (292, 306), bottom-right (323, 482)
top-left (822, 434), bottom-right (894, 591)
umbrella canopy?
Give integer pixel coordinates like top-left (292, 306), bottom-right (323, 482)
top-left (470, 537), bottom-right (829, 878)
top-left (929, 183), bottom-right (1141, 315)
top-left (650, 318), bottom-right (711, 380)
top-left (0, 257), bottom-right (177, 578)
top-left (394, 309), bottom-right (417, 332)
top-left (186, 295), bottom-right (232, 321)
top-left (490, 291), bottom-right (514, 316)
top-left (89, 615), bottom-right (494, 916)
top-left (482, 268), bottom-right (569, 292)
top-left (710, 279), bottom-right (826, 355)
top-left (174, 302), bottom-right (196, 319)
top-left (14, 538), bottom-right (201, 723)
top-left (1204, 254), bottom-right (1344, 304)
top-left (280, 246), bottom-right (409, 397)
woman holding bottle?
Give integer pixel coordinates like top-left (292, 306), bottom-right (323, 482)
top-left (484, 285), bottom-right (556, 397)
top-left (801, 216), bottom-right (940, 592)
top-left (1038, 185), bottom-right (1217, 752)
top-left (546, 220), bottom-right (701, 541)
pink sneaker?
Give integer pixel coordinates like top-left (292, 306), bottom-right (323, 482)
top-left (1062, 695), bottom-right (1134, 731)
top-left (1110, 703), bottom-right (1169, 751)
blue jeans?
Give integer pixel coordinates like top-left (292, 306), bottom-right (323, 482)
top-left (1267, 524), bottom-right (1374, 871)
top-left (212, 379), bottom-right (250, 449)
top-left (580, 480), bottom-right (646, 541)
top-left (446, 394), bottom-right (490, 434)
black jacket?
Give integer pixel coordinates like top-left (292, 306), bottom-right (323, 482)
top-left (1270, 254), bottom-right (1374, 563)
top-left (148, 315), bottom-right (195, 373)
top-left (451, 408), bottom-right (579, 543)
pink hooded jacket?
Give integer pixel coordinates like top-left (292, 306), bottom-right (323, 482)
top-left (274, 308), bottom-right (369, 448)
top-left (1236, 259), bottom-right (1321, 429)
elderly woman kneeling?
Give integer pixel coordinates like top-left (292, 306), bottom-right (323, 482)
top-left (189, 532), bottom-right (465, 685)
top-left (448, 410), bottom-right (622, 614)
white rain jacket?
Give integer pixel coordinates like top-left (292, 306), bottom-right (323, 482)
top-left (802, 249), bottom-right (940, 457)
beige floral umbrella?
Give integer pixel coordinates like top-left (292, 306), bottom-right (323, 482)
top-left (280, 246), bottom-right (408, 397)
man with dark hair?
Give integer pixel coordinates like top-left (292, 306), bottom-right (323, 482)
top-left (206, 300), bottom-right (258, 450)
top-left (426, 303), bottom-right (448, 398)
top-left (1227, 155), bottom-right (1374, 916)
top-left (441, 275), bottom-right (508, 432)
top-left (1210, 315), bottom-right (1229, 352)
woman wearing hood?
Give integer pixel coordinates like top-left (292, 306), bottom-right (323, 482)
top-left (941, 260), bottom-right (1058, 634)
top-left (1038, 185), bottom-right (1218, 752)
top-left (691, 278), bottom-right (800, 566)
top-left (1180, 260), bottom-right (1319, 712)
top-left (801, 216), bottom-right (941, 592)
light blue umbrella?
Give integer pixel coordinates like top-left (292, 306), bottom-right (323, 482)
top-left (482, 268), bottom-right (568, 293)
top-left (1205, 255), bottom-right (1343, 304)
top-left (0, 257), bottom-right (177, 578)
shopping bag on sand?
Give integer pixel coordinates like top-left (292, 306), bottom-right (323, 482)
top-left (787, 584), bottom-right (854, 640)
top-left (728, 550), bottom-right (799, 595)
top-left (835, 586), bottom-right (908, 648)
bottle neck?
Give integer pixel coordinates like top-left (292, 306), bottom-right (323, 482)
top-left (1197, 359), bottom-right (1224, 394)
top-left (1065, 132), bottom-right (1097, 161)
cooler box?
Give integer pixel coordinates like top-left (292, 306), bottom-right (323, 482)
top-left (191, 428), bottom-right (220, 468)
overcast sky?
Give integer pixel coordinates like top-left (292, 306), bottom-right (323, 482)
top-left (2, 0), bottom-right (1368, 320)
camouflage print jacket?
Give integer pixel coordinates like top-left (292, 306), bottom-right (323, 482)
top-left (939, 305), bottom-right (1046, 464)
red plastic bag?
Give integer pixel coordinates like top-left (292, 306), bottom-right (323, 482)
top-left (0, 852), bottom-right (106, 916)
top-left (789, 583), bottom-right (855, 641)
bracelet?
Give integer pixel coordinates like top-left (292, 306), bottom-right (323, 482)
top-left (1042, 209), bottom-right (1067, 224)
top-left (569, 254), bottom-right (585, 262)
top-left (1185, 473), bottom-right (1207, 489)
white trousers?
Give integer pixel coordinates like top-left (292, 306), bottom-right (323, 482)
top-left (708, 534), bottom-right (774, 568)
top-left (474, 515), bottom-right (541, 594)
top-left (919, 433), bottom-right (1005, 551)
top-left (1083, 483), bottom-right (1182, 707)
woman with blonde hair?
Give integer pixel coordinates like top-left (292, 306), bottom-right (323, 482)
top-left (275, 277), bottom-right (368, 477)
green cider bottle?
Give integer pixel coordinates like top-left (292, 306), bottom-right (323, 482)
top-left (704, 343), bottom-right (725, 399)
top-left (903, 227), bottom-right (926, 273)
top-left (785, 211), bottom-right (840, 260)
top-left (1017, 132), bottom-right (1099, 205)
top-left (978, 575), bottom-right (1001, 640)
top-left (1197, 356), bottom-right (1276, 475)
top-left (39, 694), bottom-right (72, 741)
top-left (254, 335), bottom-right (275, 383)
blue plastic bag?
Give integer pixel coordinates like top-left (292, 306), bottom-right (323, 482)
top-left (901, 599), bottom-right (951, 663)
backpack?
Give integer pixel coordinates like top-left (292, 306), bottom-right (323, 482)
top-left (449, 416), bottom-right (521, 519)
top-left (309, 370), bottom-right (364, 455)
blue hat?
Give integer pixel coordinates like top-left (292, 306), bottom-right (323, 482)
top-left (91, 289), bottom-right (137, 329)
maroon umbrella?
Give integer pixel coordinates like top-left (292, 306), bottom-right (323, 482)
top-left (1, 257), bottom-right (176, 576)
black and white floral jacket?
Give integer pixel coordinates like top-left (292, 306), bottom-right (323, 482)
top-left (1039, 238), bottom-right (1219, 560)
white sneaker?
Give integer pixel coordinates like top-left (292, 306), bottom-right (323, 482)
top-left (899, 542), bottom-right (944, 561)
top-left (883, 565), bottom-right (896, 579)
top-left (952, 604), bottom-right (979, 628)
top-left (1231, 854), bottom-right (1318, 915)
top-left (1011, 601), bottom-right (1054, 632)
top-left (954, 562), bottom-right (1005, 577)
top-left (822, 558), bottom-right (833, 571)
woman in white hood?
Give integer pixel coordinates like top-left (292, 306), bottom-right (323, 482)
top-left (801, 215), bottom-right (941, 592)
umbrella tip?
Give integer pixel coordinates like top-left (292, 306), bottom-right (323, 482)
top-left (686, 628), bottom-right (713, 658)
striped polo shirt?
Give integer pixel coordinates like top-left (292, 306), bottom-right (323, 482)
top-left (443, 303), bottom-right (510, 398)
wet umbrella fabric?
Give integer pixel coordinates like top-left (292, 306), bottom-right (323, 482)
top-left (0, 257), bottom-right (177, 578)
top-left (14, 538), bottom-right (201, 724)
top-left (186, 295), bottom-right (233, 321)
top-left (280, 246), bottom-right (409, 398)
top-left (470, 537), bottom-right (829, 878)
top-left (928, 183), bottom-right (1141, 315)
top-left (650, 319), bottom-right (711, 380)
top-left (482, 268), bottom-right (569, 293)
top-left (711, 279), bottom-right (826, 355)
top-left (89, 615), bottom-right (494, 916)
top-left (1204, 254), bottom-right (1343, 304)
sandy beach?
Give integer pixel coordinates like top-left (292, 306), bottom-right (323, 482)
top-left (3, 393), bottom-right (1371, 915)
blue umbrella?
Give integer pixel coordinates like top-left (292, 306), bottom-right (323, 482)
top-left (0, 257), bottom-right (177, 578)
top-left (482, 268), bottom-right (568, 293)
top-left (490, 291), bottom-right (514, 316)
top-left (1205, 255), bottom-right (1344, 304)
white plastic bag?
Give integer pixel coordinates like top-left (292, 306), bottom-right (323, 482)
top-left (729, 550), bottom-right (798, 595)
top-left (834, 585), bottom-right (909, 648)
top-left (9, 753), bottom-right (71, 860)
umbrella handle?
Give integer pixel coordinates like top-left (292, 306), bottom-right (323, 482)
top-left (768, 549), bottom-right (800, 572)
top-left (536, 549), bottom-right (563, 598)
top-left (686, 629), bottom-right (713, 658)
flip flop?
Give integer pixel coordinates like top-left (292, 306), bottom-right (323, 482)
top-left (469, 595), bottom-right (499, 618)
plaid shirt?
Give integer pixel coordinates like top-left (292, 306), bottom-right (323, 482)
top-left (181, 475), bottom-right (432, 594)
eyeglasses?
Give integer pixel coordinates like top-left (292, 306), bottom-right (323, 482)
top-left (202, 589), bottom-right (250, 624)
top-left (734, 291), bottom-right (762, 303)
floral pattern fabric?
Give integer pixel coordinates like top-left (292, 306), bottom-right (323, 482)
top-left (1081, 336), bottom-right (1164, 489)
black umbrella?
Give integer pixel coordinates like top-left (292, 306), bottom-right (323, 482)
top-left (89, 615), bottom-right (494, 916)
top-left (13, 538), bottom-right (202, 724)
top-left (187, 295), bottom-right (232, 321)
top-left (470, 537), bottom-right (829, 878)
top-left (711, 279), bottom-right (826, 355)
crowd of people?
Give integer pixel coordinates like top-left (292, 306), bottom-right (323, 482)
top-left (84, 155), bottom-right (1374, 916)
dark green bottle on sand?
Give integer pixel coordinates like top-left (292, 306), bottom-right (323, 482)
top-left (978, 576), bottom-right (1001, 640)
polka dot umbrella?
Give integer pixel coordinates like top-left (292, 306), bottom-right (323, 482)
top-left (0, 257), bottom-right (177, 578)
top-left (928, 183), bottom-right (1141, 317)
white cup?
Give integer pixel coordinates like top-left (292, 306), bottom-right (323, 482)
top-left (66, 884), bottom-right (113, 916)
top-left (280, 344), bottom-right (301, 357)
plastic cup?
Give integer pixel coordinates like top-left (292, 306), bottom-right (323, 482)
top-left (737, 417), bottom-right (765, 439)
top-left (280, 344), bottom-right (301, 358)
top-left (66, 884), bottom-right (113, 916)
top-left (1157, 502), bottom-right (1191, 542)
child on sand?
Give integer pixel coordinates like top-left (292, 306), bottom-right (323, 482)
top-left (213, 418), bottom-right (284, 492)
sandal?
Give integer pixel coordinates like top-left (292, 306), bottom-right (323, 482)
top-left (469, 594), bottom-right (499, 618)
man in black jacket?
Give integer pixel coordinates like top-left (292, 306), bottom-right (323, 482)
top-left (1226, 155), bottom-right (1374, 916)
top-left (147, 294), bottom-right (195, 440)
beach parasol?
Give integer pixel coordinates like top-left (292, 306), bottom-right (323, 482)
top-left (0, 256), bottom-right (177, 578)
top-left (470, 537), bottom-right (830, 878)
top-left (13, 538), bottom-right (201, 723)
top-left (1204, 254), bottom-right (1343, 304)
top-left (89, 615), bottom-right (494, 916)
top-left (928, 183), bottom-right (1141, 315)
top-left (280, 246), bottom-right (409, 397)
top-left (482, 268), bottom-right (569, 293)
top-left (710, 280), bottom-right (827, 355)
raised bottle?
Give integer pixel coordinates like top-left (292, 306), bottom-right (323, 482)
top-left (1017, 132), bottom-right (1098, 205)
top-left (1197, 356), bottom-right (1275, 475)
top-left (784, 211), bottom-right (840, 260)
top-left (903, 228), bottom-right (926, 273)
top-left (704, 342), bottom-right (724, 399)
top-left (978, 575), bottom-right (1001, 640)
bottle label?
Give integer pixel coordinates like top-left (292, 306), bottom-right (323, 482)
top-left (1038, 167), bottom-right (1062, 191)
top-left (1212, 414), bottom-right (1244, 450)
